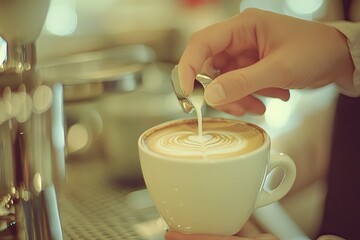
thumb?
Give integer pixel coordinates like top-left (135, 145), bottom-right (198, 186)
top-left (204, 55), bottom-right (285, 106)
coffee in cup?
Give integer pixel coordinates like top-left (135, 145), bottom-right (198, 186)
top-left (138, 117), bottom-right (296, 235)
top-left (144, 118), bottom-right (265, 159)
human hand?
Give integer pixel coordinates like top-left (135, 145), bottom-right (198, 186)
top-left (178, 8), bottom-right (354, 116)
top-left (163, 218), bottom-right (345, 240)
top-left (164, 220), bottom-right (278, 240)
top-left (165, 232), bottom-right (277, 240)
top-left (165, 232), bottom-right (345, 240)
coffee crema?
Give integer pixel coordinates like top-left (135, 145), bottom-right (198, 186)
top-left (143, 118), bottom-right (265, 159)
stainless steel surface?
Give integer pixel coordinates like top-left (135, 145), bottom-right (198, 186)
top-left (171, 65), bottom-right (212, 113)
top-left (0, 84), bottom-right (65, 240)
top-left (38, 45), bottom-right (155, 102)
top-left (1, 2), bottom-right (154, 238)
top-left (16, 184), bottom-right (63, 240)
top-left (0, 0), bottom-right (65, 239)
top-left (58, 159), bottom-right (163, 240)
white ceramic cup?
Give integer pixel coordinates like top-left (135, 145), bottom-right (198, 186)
top-left (138, 118), bottom-right (296, 235)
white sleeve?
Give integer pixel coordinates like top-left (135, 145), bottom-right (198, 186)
top-left (327, 21), bottom-right (360, 97)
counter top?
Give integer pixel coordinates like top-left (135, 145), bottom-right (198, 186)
top-left (58, 158), bottom-right (164, 240)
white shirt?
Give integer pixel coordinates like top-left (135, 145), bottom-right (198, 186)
top-left (331, 21), bottom-right (360, 97)
top-left (322, 0), bottom-right (360, 97)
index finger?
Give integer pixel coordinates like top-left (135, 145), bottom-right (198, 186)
top-left (178, 17), bottom-right (236, 95)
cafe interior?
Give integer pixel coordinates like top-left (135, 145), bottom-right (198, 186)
top-left (0, 0), bottom-right (358, 239)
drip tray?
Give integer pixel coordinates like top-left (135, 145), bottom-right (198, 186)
top-left (59, 159), bottom-right (164, 240)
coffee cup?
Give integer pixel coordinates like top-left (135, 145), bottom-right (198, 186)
top-left (138, 117), bottom-right (296, 235)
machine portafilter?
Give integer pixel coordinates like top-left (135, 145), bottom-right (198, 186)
top-left (0, 0), bottom-right (63, 239)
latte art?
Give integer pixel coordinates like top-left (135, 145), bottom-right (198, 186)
top-left (144, 118), bottom-right (265, 159)
top-left (157, 131), bottom-right (244, 157)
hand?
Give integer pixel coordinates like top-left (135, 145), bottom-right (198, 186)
top-left (165, 232), bottom-right (345, 240)
top-left (165, 232), bottom-right (277, 240)
top-left (178, 8), bottom-right (354, 116)
top-left (163, 218), bottom-right (345, 240)
top-left (164, 220), bottom-right (279, 240)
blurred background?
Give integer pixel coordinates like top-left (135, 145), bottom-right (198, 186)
top-left (1, 0), bottom-right (352, 239)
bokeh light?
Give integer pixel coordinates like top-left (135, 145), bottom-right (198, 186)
top-left (45, 0), bottom-right (77, 36)
top-left (67, 123), bottom-right (89, 153)
top-left (285, 0), bottom-right (324, 15)
top-left (264, 90), bottom-right (302, 131)
top-left (240, 0), bottom-right (283, 14)
top-left (0, 37), bottom-right (7, 66)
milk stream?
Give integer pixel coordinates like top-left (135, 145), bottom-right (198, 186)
top-left (188, 87), bottom-right (205, 137)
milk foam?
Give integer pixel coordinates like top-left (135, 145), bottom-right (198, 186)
top-left (155, 130), bottom-right (245, 157)
top-left (145, 119), bottom-right (264, 159)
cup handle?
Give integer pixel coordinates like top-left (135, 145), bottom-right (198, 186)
top-left (255, 153), bottom-right (296, 208)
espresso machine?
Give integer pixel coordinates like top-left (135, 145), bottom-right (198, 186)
top-left (0, 0), bottom-right (153, 238)
top-left (0, 0), bottom-right (63, 239)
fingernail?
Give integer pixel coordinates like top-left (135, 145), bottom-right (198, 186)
top-left (205, 83), bottom-right (226, 105)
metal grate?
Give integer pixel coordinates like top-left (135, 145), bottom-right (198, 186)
top-left (58, 159), bottom-right (163, 240)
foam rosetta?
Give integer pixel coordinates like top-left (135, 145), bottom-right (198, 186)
top-left (144, 119), bottom-right (265, 159)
